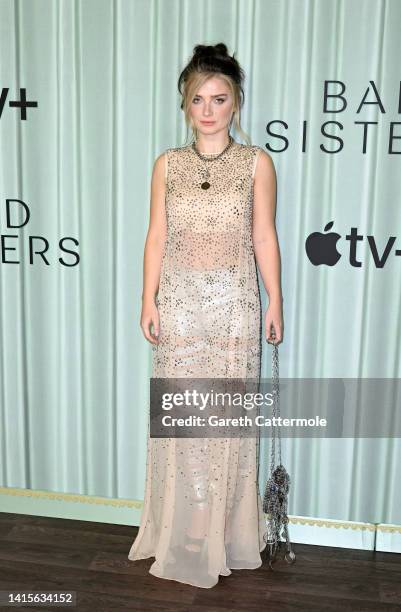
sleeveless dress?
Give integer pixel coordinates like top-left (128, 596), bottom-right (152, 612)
top-left (128, 139), bottom-right (267, 588)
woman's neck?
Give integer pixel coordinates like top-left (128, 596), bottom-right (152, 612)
top-left (195, 133), bottom-right (232, 155)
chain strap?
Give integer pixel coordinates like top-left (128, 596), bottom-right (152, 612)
top-left (261, 328), bottom-right (296, 568)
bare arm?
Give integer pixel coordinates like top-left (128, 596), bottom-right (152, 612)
top-left (252, 149), bottom-right (284, 344)
top-left (140, 152), bottom-right (167, 344)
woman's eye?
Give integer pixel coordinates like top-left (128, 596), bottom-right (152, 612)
top-left (192, 98), bottom-right (226, 104)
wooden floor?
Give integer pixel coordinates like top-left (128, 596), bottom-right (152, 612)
top-left (0, 513), bottom-right (400, 611)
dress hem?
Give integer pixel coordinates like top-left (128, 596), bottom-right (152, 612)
top-left (128, 547), bottom-right (266, 589)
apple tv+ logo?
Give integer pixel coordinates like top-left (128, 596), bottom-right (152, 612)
top-left (305, 221), bottom-right (400, 268)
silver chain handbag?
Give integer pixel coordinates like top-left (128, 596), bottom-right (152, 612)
top-left (261, 329), bottom-right (296, 569)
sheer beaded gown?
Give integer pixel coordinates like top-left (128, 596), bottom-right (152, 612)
top-left (128, 139), bottom-right (267, 588)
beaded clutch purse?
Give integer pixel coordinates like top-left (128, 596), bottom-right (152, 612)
top-left (261, 330), bottom-right (296, 568)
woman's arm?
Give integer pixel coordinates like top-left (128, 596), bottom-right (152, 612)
top-left (252, 149), bottom-right (284, 344)
top-left (141, 152), bottom-right (167, 344)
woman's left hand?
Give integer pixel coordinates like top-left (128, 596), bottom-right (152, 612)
top-left (265, 300), bottom-right (284, 345)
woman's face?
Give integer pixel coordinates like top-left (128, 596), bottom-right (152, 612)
top-left (189, 76), bottom-right (234, 136)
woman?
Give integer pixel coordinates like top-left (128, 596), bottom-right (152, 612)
top-left (128, 43), bottom-right (283, 589)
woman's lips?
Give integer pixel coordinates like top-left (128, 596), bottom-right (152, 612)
top-left (200, 121), bottom-right (215, 124)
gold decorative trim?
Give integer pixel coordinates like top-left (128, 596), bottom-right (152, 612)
top-left (288, 516), bottom-right (376, 531)
top-left (0, 487), bottom-right (142, 509)
top-left (376, 525), bottom-right (401, 534)
top-left (1, 487), bottom-right (400, 534)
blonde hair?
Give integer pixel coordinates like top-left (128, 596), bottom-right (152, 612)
top-left (178, 44), bottom-right (251, 146)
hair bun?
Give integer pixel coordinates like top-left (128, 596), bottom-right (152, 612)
top-left (193, 43), bottom-right (229, 59)
top-left (214, 43), bottom-right (229, 56)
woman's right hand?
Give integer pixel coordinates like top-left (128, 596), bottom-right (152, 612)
top-left (140, 299), bottom-right (160, 345)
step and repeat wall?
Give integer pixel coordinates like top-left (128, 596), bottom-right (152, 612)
top-left (0, 0), bottom-right (400, 532)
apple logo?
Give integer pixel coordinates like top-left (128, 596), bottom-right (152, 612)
top-left (305, 221), bottom-right (341, 266)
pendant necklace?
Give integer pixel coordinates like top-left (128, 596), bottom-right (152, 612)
top-left (191, 135), bottom-right (234, 190)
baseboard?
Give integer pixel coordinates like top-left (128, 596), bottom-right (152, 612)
top-left (1, 487), bottom-right (400, 553)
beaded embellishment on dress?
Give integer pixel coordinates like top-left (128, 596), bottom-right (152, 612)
top-left (128, 140), bottom-right (267, 588)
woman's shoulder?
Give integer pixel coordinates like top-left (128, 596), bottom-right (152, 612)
top-left (164, 143), bottom-right (191, 154)
top-left (234, 142), bottom-right (272, 162)
top-left (239, 142), bottom-right (269, 155)
top-left (245, 143), bottom-right (274, 168)
top-left (159, 144), bottom-right (191, 166)
top-left (156, 145), bottom-right (191, 183)
top-left (154, 145), bottom-right (186, 165)
top-left (238, 142), bottom-right (260, 150)
top-left (235, 143), bottom-right (273, 174)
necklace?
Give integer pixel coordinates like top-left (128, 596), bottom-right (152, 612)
top-left (191, 135), bottom-right (234, 190)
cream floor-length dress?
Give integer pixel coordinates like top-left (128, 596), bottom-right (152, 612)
top-left (128, 139), bottom-right (267, 588)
